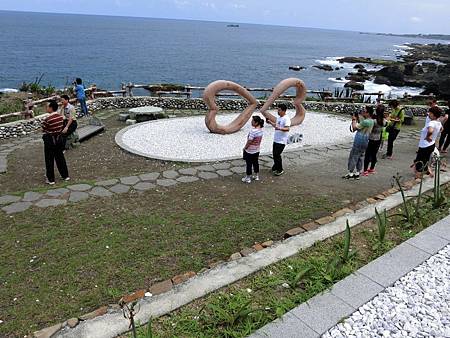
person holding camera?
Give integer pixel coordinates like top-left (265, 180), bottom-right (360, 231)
top-left (383, 100), bottom-right (405, 160)
top-left (74, 78), bottom-right (89, 116)
top-left (343, 106), bottom-right (374, 180)
top-left (266, 103), bottom-right (291, 176)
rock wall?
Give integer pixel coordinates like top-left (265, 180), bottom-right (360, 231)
top-left (0, 96), bottom-right (433, 140)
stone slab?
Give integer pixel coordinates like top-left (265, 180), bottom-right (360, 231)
top-left (290, 291), bottom-right (354, 335)
top-left (422, 217), bottom-right (450, 241)
top-left (406, 230), bottom-right (449, 255)
top-left (176, 176), bottom-right (199, 183)
top-left (249, 312), bottom-right (318, 338)
top-left (139, 172), bottom-right (160, 181)
top-left (198, 171), bottom-right (219, 180)
top-left (133, 182), bottom-right (156, 191)
top-left (196, 165), bottom-right (215, 172)
top-left (0, 195), bottom-right (21, 205)
top-left (67, 184), bottom-right (92, 192)
top-left (230, 166), bottom-right (246, 174)
top-left (89, 186), bottom-right (114, 197)
top-left (46, 188), bottom-right (70, 197)
top-left (156, 179), bottom-right (177, 187)
top-left (162, 170), bottom-right (179, 179)
top-left (330, 272), bottom-right (384, 309)
top-left (2, 201), bottom-right (32, 214)
top-left (213, 163), bottom-right (231, 170)
top-left (95, 179), bottom-right (119, 187)
top-left (109, 184), bottom-right (131, 194)
top-left (119, 176), bottom-right (140, 185)
top-left (216, 169), bottom-right (233, 177)
top-left (178, 168), bottom-right (198, 176)
top-left (22, 191), bottom-right (43, 202)
top-left (358, 242), bottom-right (430, 287)
top-left (35, 199), bottom-right (67, 208)
top-left (69, 191), bottom-right (90, 203)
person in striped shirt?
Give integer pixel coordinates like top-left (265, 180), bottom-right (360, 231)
top-left (42, 100), bottom-right (70, 185)
top-left (242, 116), bottom-right (264, 183)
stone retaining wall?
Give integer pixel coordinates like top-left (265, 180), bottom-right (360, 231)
top-left (1, 96), bottom-right (431, 140)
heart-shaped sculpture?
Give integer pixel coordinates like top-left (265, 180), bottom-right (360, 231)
top-left (203, 80), bottom-right (259, 134)
top-left (259, 78), bottom-right (307, 126)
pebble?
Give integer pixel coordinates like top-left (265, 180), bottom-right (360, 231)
top-left (324, 245), bottom-right (450, 338)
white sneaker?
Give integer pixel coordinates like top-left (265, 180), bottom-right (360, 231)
top-left (63, 177), bottom-right (71, 181)
top-left (46, 179), bottom-right (55, 185)
top-left (241, 176), bottom-right (251, 184)
top-left (252, 174), bottom-right (260, 181)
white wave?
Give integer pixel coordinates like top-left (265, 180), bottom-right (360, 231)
top-left (0, 88), bottom-right (19, 93)
top-left (393, 44), bottom-right (413, 50)
top-left (315, 56), bottom-right (345, 67)
top-left (363, 80), bottom-right (423, 98)
top-left (328, 77), bottom-right (349, 83)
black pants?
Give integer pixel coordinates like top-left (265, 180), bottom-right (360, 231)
top-left (63, 120), bottom-right (78, 148)
top-left (386, 128), bottom-right (400, 157)
top-left (415, 144), bottom-right (435, 173)
top-left (272, 142), bottom-right (286, 172)
top-left (243, 151), bottom-right (260, 175)
top-left (439, 127), bottom-right (450, 151)
top-left (364, 139), bottom-right (382, 171)
top-left (386, 129), bottom-right (400, 156)
top-left (43, 134), bottom-right (69, 182)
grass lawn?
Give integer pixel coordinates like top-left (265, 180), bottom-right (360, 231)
top-left (0, 176), bottom-right (342, 337)
top-left (130, 183), bottom-right (450, 338)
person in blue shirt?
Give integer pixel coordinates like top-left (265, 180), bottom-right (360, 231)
top-left (74, 78), bottom-right (89, 116)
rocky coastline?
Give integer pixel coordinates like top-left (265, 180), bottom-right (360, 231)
top-left (335, 44), bottom-right (450, 98)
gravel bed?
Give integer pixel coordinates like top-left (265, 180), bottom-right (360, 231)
top-left (116, 111), bottom-right (352, 162)
top-left (324, 245), bottom-right (450, 338)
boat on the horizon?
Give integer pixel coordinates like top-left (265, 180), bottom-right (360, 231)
top-left (227, 24), bottom-right (239, 28)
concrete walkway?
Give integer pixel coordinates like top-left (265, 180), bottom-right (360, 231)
top-left (249, 216), bottom-right (450, 338)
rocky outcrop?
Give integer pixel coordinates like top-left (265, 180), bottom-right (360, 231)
top-left (344, 81), bottom-right (364, 90)
top-left (313, 65), bottom-right (334, 71)
top-left (374, 66), bottom-right (405, 86)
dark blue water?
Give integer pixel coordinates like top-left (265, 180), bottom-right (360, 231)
top-left (0, 10), bottom-right (444, 92)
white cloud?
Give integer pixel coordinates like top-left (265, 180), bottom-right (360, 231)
top-left (410, 16), bottom-right (423, 23)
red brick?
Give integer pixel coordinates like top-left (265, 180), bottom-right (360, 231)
top-left (332, 208), bottom-right (353, 218)
top-left (172, 271), bottom-right (196, 285)
top-left (374, 194), bottom-right (386, 200)
top-left (366, 198), bottom-right (377, 204)
top-left (252, 243), bottom-right (264, 251)
top-left (229, 252), bottom-right (242, 260)
top-left (148, 279), bottom-right (173, 296)
top-left (301, 222), bottom-right (320, 231)
top-left (261, 240), bottom-right (274, 248)
top-left (80, 306), bottom-right (108, 321)
top-left (121, 289), bottom-right (146, 304)
top-left (240, 248), bottom-right (256, 256)
top-left (283, 227), bottom-right (305, 239)
top-left (316, 215), bottom-right (335, 225)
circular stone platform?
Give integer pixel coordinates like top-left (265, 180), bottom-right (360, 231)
top-left (129, 106), bottom-right (163, 115)
top-left (115, 111), bottom-right (353, 162)
top-left (129, 106), bottom-right (164, 123)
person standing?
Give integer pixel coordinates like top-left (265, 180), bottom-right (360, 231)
top-left (438, 100), bottom-right (450, 153)
top-left (59, 94), bottom-right (78, 148)
top-left (414, 106), bottom-right (442, 178)
top-left (383, 100), bottom-right (405, 160)
top-left (343, 106), bottom-right (374, 180)
top-left (74, 78), bottom-right (89, 116)
top-left (242, 116), bottom-right (264, 183)
top-left (42, 100), bottom-right (70, 185)
top-left (267, 103), bottom-right (291, 176)
top-left (363, 105), bottom-right (387, 175)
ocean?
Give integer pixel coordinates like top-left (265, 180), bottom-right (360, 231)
top-left (0, 10), bottom-right (445, 97)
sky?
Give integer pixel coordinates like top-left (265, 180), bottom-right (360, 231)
top-left (1, 0), bottom-right (450, 34)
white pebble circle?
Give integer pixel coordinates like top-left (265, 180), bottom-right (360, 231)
top-left (115, 110), bottom-right (353, 162)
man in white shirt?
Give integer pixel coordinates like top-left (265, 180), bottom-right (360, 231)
top-left (267, 103), bottom-right (291, 176)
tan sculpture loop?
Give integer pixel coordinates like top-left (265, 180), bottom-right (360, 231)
top-left (259, 78), bottom-right (307, 126)
top-left (203, 78), bottom-right (307, 134)
top-left (203, 80), bottom-right (259, 134)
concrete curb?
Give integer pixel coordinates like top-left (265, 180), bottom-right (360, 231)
top-left (249, 216), bottom-right (450, 338)
top-left (50, 172), bottom-right (450, 338)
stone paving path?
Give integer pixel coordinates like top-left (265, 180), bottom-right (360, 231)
top-left (0, 129), bottom-right (421, 215)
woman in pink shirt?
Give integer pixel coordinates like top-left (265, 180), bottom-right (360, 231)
top-left (242, 116), bottom-right (264, 183)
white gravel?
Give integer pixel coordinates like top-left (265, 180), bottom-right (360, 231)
top-left (117, 111), bottom-right (352, 162)
top-left (324, 245), bottom-right (450, 338)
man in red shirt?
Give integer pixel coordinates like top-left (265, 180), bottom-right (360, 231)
top-left (42, 100), bottom-right (70, 185)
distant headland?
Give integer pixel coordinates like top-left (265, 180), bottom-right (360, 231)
top-left (360, 32), bottom-right (450, 41)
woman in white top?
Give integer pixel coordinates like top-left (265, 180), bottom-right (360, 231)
top-left (414, 106), bottom-right (442, 178)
